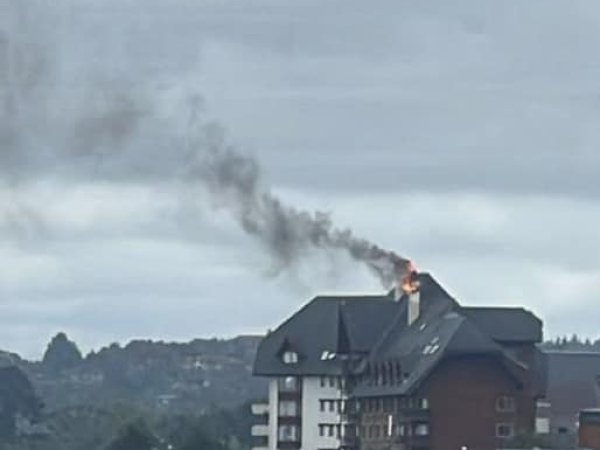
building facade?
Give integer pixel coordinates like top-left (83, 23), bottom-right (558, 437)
top-left (252, 272), bottom-right (546, 450)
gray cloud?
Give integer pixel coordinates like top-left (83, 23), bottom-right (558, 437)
top-left (0, 0), bottom-right (411, 287)
top-left (0, 0), bottom-right (599, 356)
top-left (3, 0), bottom-right (600, 197)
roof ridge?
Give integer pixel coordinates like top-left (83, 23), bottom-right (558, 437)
top-left (463, 306), bottom-right (531, 311)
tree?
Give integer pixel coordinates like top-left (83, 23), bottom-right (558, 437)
top-left (179, 427), bottom-right (227, 450)
top-left (0, 365), bottom-right (42, 441)
top-left (42, 333), bottom-right (83, 373)
top-left (106, 420), bottom-right (157, 450)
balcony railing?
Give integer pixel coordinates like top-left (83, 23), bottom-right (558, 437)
top-left (251, 425), bottom-right (269, 437)
top-left (251, 403), bottom-right (269, 416)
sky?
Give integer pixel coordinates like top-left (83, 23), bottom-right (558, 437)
top-left (1, 0), bottom-right (600, 359)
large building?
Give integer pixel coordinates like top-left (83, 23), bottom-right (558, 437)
top-left (252, 272), bottom-right (546, 450)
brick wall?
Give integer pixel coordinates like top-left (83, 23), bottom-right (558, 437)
top-left (423, 355), bottom-right (535, 450)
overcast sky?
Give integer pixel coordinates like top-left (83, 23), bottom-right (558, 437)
top-left (1, 0), bottom-right (600, 358)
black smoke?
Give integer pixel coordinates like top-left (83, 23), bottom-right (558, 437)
top-left (186, 118), bottom-right (409, 286)
top-left (0, 0), bottom-right (410, 288)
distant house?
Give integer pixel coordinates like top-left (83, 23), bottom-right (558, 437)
top-left (252, 272), bottom-right (546, 450)
top-left (544, 351), bottom-right (600, 445)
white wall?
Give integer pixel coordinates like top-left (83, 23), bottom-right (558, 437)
top-left (268, 379), bottom-right (279, 450)
top-left (262, 375), bottom-right (350, 450)
top-left (301, 376), bottom-right (348, 450)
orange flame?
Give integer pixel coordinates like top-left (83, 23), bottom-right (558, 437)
top-left (400, 260), bottom-right (420, 294)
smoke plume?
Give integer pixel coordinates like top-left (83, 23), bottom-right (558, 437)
top-left (0, 0), bottom-right (411, 288)
top-left (185, 114), bottom-right (409, 287)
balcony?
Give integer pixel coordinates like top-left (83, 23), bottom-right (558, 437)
top-left (251, 403), bottom-right (269, 416)
top-left (251, 434), bottom-right (268, 450)
top-left (251, 425), bottom-right (269, 437)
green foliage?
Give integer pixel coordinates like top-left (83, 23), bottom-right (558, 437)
top-left (154, 404), bottom-right (252, 450)
top-left (42, 333), bottom-right (83, 373)
top-left (0, 366), bottom-right (41, 441)
top-left (178, 426), bottom-right (227, 450)
top-left (542, 334), bottom-right (600, 352)
top-left (4, 336), bottom-right (259, 450)
top-left (106, 420), bottom-right (157, 450)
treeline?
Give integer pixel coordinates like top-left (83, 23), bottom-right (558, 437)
top-left (0, 332), bottom-right (264, 450)
top-left (16, 332), bottom-right (265, 414)
top-left (542, 335), bottom-right (600, 352)
top-left (3, 401), bottom-right (252, 450)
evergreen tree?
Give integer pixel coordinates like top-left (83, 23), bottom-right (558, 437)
top-left (42, 333), bottom-right (83, 373)
top-left (106, 420), bottom-right (157, 450)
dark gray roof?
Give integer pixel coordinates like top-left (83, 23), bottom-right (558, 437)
top-left (463, 307), bottom-right (542, 343)
top-left (253, 273), bottom-right (542, 396)
top-left (545, 351), bottom-right (600, 431)
top-left (253, 294), bottom-right (400, 376)
top-left (580, 408), bottom-right (600, 425)
top-left (354, 275), bottom-right (522, 396)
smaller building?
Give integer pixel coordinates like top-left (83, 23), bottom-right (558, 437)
top-left (544, 351), bottom-right (600, 446)
top-left (579, 409), bottom-right (600, 450)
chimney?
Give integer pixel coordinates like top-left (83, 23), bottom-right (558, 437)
top-left (408, 289), bottom-right (420, 326)
top-left (396, 261), bottom-right (421, 326)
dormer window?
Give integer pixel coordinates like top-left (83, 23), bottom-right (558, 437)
top-left (277, 338), bottom-right (300, 364)
top-left (282, 351), bottom-right (298, 364)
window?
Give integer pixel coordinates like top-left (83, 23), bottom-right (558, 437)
top-left (278, 424), bottom-right (299, 442)
top-left (319, 424), bottom-right (325, 437)
top-left (496, 395), bottom-right (516, 412)
top-left (320, 400), bottom-right (340, 412)
top-left (383, 398), bottom-right (392, 413)
top-left (278, 376), bottom-right (298, 392)
top-left (279, 400), bottom-right (298, 417)
top-left (496, 422), bottom-right (514, 439)
top-left (321, 350), bottom-right (336, 360)
top-left (282, 351), bottom-right (298, 364)
top-left (398, 397), bottom-right (406, 409)
top-left (329, 377), bottom-right (336, 387)
top-left (414, 423), bottom-right (429, 436)
top-left (373, 425), bottom-right (381, 439)
top-left (418, 398), bottom-right (429, 409)
top-left (320, 376), bottom-right (326, 387)
top-left (327, 424), bottom-right (335, 437)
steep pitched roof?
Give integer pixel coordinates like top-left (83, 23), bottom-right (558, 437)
top-left (253, 272), bottom-right (542, 396)
top-left (463, 307), bottom-right (542, 343)
top-left (253, 294), bottom-right (400, 376)
top-left (352, 311), bottom-right (526, 397)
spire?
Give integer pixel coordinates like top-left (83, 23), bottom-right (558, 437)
top-left (336, 302), bottom-right (351, 355)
